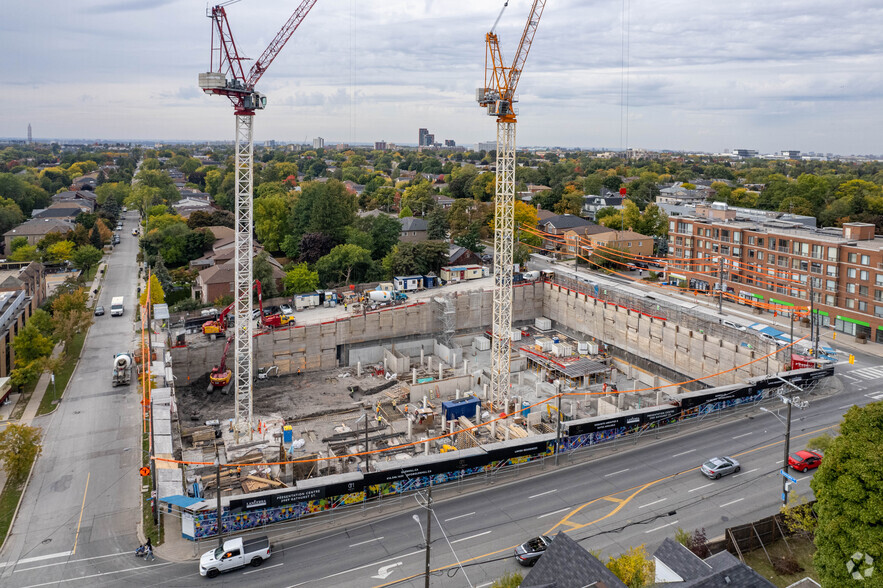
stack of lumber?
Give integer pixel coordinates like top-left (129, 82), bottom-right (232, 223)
top-left (241, 474), bottom-right (286, 493)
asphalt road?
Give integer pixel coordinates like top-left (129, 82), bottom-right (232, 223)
top-left (2, 252), bottom-right (881, 588)
top-left (0, 212), bottom-right (143, 586)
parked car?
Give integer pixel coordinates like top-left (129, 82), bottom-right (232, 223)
top-left (700, 456), bottom-right (740, 479)
top-left (721, 320), bottom-right (748, 332)
top-left (199, 536), bottom-right (271, 578)
top-left (633, 261), bottom-right (649, 269)
top-left (280, 304), bottom-right (293, 315)
top-left (788, 450), bottom-right (822, 472)
top-left (252, 309), bottom-right (262, 320)
top-left (514, 535), bottom-right (553, 566)
top-left (263, 305), bottom-right (280, 317)
top-left (94, 305), bottom-right (105, 316)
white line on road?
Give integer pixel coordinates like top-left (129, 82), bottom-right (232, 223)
top-left (732, 432), bottom-right (753, 439)
top-left (0, 551), bottom-right (73, 569)
top-left (528, 489), bottom-right (557, 499)
top-left (720, 498), bottom-right (745, 508)
top-left (12, 553), bottom-right (123, 573)
top-left (444, 512), bottom-right (476, 522)
top-left (672, 449), bottom-right (696, 458)
top-left (286, 551), bottom-right (423, 586)
top-left (604, 468), bottom-right (630, 477)
top-left (733, 468), bottom-right (758, 478)
top-left (538, 507), bottom-right (571, 519)
top-left (451, 531), bottom-right (492, 544)
top-left (349, 537), bottom-right (384, 548)
top-left (18, 563), bottom-right (173, 588)
top-left (638, 498), bottom-right (667, 509)
top-left (244, 563), bottom-right (284, 574)
top-left (689, 483), bottom-right (713, 493)
top-left (839, 404), bottom-right (855, 410)
top-left (645, 521), bottom-right (679, 534)
top-left (476, 583), bottom-right (494, 588)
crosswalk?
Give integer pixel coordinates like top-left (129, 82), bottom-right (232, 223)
top-left (840, 366), bottom-right (883, 382)
top-left (867, 391), bottom-right (883, 401)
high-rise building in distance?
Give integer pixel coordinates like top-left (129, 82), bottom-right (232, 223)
top-left (418, 128), bottom-right (430, 147)
top-left (312, 137), bottom-right (324, 149)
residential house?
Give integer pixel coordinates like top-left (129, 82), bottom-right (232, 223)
top-left (172, 195), bottom-right (215, 219)
top-left (31, 201), bottom-right (90, 223)
top-left (3, 218), bottom-right (73, 252)
top-left (0, 261), bottom-right (47, 309)
top-left (539, 214), bottom-right (596, 253)
top-left (582, 190), bottom-right (625, 220)
top-left (432, 194), bottom-right (455, 209)
top-left (192, 254), bottom-right (284, 303)
top-left (448, 244), bottom-right (482, 266)
top-left (520, 531), bottom-right (627, 588)
top-left (576, 228), bottom-right (655, 261)
top-left (657, 182), bottom-right (710, 206)
top-left (51, 190), bottom-right (97, 212)
top-left (188, 226), bottom-right (237, 271)
top-left (561, 224), bottom-right (616, 257)
top-left (400, 217), bottom-right (428, 242)
top-left (653, 537), bottom-right (775, 587)
top-left (70, 174), bottom-right (98, 191)
top-left (0, 287), bottom-right (37, 379)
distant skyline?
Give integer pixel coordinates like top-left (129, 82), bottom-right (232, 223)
top-left (4, 1), bottom-right (882, 155)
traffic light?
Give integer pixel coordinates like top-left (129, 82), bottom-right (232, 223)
top-left (849, 354), bottom-right (855, 365)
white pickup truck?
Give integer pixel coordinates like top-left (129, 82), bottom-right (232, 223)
top-left (199, 536), bottom-right (271, 578)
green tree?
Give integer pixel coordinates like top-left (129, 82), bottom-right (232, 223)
top-left (253, 251), bottom-right (279, 298)
top-left (254, 193), bottom-right (294, 252)
top-left (812, 402), bottom-right (883, 585)
top-left (71, 245), bottom-right (103, 275)
top-left (9, 236), bottom-right (28, 253)
top-left (0, 424), bottom-right (42, 483)
top-left (9, 244), bottom-right (40, 262)
top-left (315, 244), bottom-right (373, 286)
top-left (426, 207), bottom-right (449, 240)
top-left (0, 197), bottom-right (25, 236)
top-left (46, 240), bottom-right (76, 262)
top-left (95, 182), bottom-right (131, 206)
top-left (490, 572), bottom-right (523, 588)
top-left (153, 258), bottom-right (173, 294)
top-left (399, 205), bottom-right (413, 218)
top-left (12, 322), bottom-right (55, 364)
top-left (382, 241), bottom-right (448, 277)
top-left (283, 263), bottom-right (320, 295)
top-left (357, 215), bottom-right (401, 260)
top-left (401, 181), bottom-right (437, 216)
top-left (606, 544), bottom-right (655, 588)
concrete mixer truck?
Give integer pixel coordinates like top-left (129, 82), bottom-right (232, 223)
top-left (112, 353), bottom-right (133, 387)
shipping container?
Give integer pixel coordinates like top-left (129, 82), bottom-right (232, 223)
top-left (442, 396), bottom-right (481, 422)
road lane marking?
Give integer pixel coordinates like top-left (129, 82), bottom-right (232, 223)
top-left (732, 432), bottom-right (753, 439)
top-left (11, 552), bottom-right (123, 573)
top-left (18, 562), bottom-right (173, 588)
top-left (644, 521), bottom-right (679, 534)
top-left (244, 563), bottom-right (283, 574)
top-left (350, 537), bottom-right (384, 548)
top-left (602, 496), bottom-right (623, 503)
top-left (688, 483), bottom-right (713, 493)
top-left (72, 472), bottom-right (90, 555)
top-left (528, 489), bottom-right (557, 499)
top-left (720, 498), bottom-right (745, 508)
top-left (733, 468), bottom-right (758, 478)
top-left (838, 404), bottom-right (855, 409)
top-left (672, 449), bottom-right (695, 458)
top-left (538, 507), bottom-right (571, 519)
top-left (604, 468), bottom-right (630, 477)
top-left (638, 498), bottom-right (667, 509)
top-left (451, 531), bottom-right (491, 544)
top-left (444, 512), bottom-right (475, 522)
top-left (0, 551), bottom-right (73, 569)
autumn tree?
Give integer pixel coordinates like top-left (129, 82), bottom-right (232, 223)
top-left (812, 402), bottom-right (883, 585)
top-left (51, 288), bottom-right (92, 348)
top-left (0, 424), bottom-right (42, 482)
top-left (46, 240), bottom-right (76, 263)
top-left (10, 322), bottom-right (55, 386)
top-left (606, 545), bottom-right (655, 588)
top-left (401, 181), bottom-right (437, 217)
top-left (140, 274), bottom-right (166, 306)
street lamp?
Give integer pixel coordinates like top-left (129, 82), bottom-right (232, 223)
top-left (412, 514), bottom-right (426, 548)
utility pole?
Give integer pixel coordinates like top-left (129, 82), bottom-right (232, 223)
top-left (554, 381), bottom-right (562, 466)
top-left (718, 256), bottom-right (724, 314)
top-left (810, 281), bottom-right (817, 359)
top-left (216, 444), bottom-right (224, 548)
top-left (424, 484), bottom-right (432, 588)
top-left (782, 393), bottom-right (793, 506)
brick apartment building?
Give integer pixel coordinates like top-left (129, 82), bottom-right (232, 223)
top-left (666, 213), bottom-right (883, 343)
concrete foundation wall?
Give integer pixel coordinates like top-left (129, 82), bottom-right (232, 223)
top-left (542, 282), bottom-right (781, 386)
top-left (407, 374), bottom-right (475, 403)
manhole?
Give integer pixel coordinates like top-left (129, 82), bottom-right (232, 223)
top-left (42, 538), bottom-right (52, 544)
top-left (73, 411), bottom-right (81, 415)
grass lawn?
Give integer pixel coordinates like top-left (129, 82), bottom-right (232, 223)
top-left (142, 431), bottom-right (162, 546)
top-left (0, 463), bottom-right (37, 549)
top-left (9, 379), bottom-right (39, 421)
top-left (37, 331), bottom-right (87, 416)
top-left (743, 536), bottom-right (819, 587)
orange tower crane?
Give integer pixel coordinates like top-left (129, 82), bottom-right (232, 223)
top-left (198, 0), bottom-right (319, 440)
top-left (476, 0), bottom-right (548, 410)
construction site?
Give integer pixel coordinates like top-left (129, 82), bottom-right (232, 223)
top-left (160, 277), bottom-right (785, 500)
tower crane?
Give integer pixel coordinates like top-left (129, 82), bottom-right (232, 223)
top-left (198, 0), bottom-right (319, 440)
top-left (476, 0), bottom-right (548, 410)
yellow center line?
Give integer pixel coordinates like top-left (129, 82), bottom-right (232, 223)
top-left (602, 496), bottom-right (623, 503)
top-left (72, 471), bottom-right (90, 555)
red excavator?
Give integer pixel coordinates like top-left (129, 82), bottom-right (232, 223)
top-left (255, 279), bottom-right (294, 328)
top-left (209, 336), bottom-right (233, 390)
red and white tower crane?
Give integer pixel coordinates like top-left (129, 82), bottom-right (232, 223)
top-left (199, 0), bottom-right (319, 440)
top-left (477, 0), bottom-right (547, 410)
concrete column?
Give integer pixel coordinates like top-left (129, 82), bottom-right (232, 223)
top-left (427, 356), bottom-right (432, 371)
top-left (422, 395), bottom-right (427, 409)
top-left (449, 421), bottom-right (455, 435)
top-left (505, 426), bottom-right (510, 441)
top-left (412, 368), bottom-right (417, 385)
top-left (421, 348), bottom-right (425, 365)
top-left (407, 417), bottom-right (413, 440)
top-left (617, 393), bottom-right (624, 409)
top-left (656, 390), bottom-right (662, 405)
top-left (383, 358), bottom-right (388, 374)
top-left (483, 384), bottom-right (488, 400)
top-left (455, 388), bottom-right (460, 399)
top-left (424, 439), bottom-right (430, 455)
top-left (463, 360), bottom-right (469, 376)
top-left (475, 405), bottom-right (481, 422)
top-left (491, 419), bottom-right (496, 438)
top-left (357, 361), bottom-right (362, 377)
top-left (439, 364), bottom-right (443, 381)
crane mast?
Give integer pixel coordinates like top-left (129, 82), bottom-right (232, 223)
top-left (199, 0), bottom-right (319, 441)
top-left (477, 0), bottom-right (547, 411)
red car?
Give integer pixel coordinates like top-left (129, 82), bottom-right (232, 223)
top-left (788, 450), bottom-right (823, 472)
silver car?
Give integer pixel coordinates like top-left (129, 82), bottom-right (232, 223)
top-left (701, 456), bottom-right (740, 479)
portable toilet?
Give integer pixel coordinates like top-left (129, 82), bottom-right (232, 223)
top-left (283, 425), bottom-right (293, 443)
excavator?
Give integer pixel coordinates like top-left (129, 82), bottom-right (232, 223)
top-left (209, 335), bottom-right (233, 390)
top-left (255, 279), bottom-right (295, 328)
top-left (202, 301), bottom-right (234, 336)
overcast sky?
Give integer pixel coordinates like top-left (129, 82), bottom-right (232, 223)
top-left (4, 0), bottom-right (882, 155)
